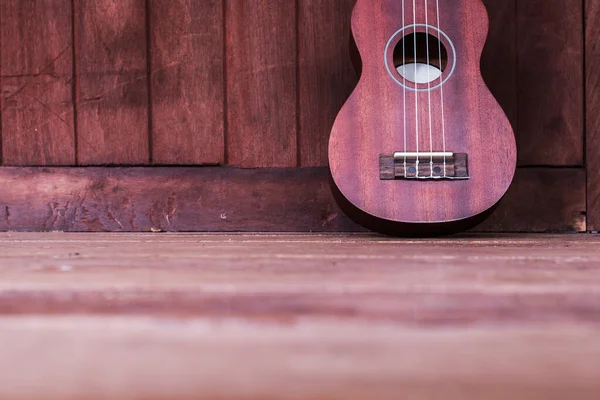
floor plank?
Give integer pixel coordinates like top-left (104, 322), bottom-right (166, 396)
top-left (0, 233), bottom-right (598, 399)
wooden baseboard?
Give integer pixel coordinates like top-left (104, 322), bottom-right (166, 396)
top-left (473, 168), bottom-right (586, 233)
top-left (0, 167), bottom-right (586, 233)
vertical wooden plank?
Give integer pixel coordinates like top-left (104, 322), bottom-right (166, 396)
top-left (586, 0), bottom-right (600, 231)
top-left (149, 0), bottom-right (224, 165)
top-left (226, 0), bottom-right (297, 168)
top-left (516, 0), bottom-right (584, 166)
top-left (298, 0), bottom-right (357, 167)
top-left (480, 0), bottom-right (517, 131)
top-left (76, 0), bottom-right (149, 165)
top-left (0, 0), bottom-right (75, 166)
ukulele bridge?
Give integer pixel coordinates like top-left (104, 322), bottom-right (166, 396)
top-left (380, 152), bottom-right (469, 180)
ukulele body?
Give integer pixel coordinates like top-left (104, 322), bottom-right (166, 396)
top-left (329, 0), bottom-right (517, 235)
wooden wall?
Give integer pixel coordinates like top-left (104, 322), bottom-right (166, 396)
top-left (0, 0), bottom-right (594, 232)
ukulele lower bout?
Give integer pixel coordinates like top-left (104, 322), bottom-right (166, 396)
top-left (379, 152), bottom-right (469, 180)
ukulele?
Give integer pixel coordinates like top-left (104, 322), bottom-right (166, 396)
top-left (329, 0), bottom-right (517, 235)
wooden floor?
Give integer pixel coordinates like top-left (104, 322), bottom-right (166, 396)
top-left (1, 233), bottom-right (599, 399)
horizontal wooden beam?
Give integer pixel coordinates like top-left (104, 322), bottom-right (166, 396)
top-left (0, 167), bottom-right (586, 233)
top-left (474, 168), bottom-right (586, 233)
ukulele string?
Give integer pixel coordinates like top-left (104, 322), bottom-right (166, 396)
top-left (425, 0), bottom-right (434, 177)
top-left (412, 0), bottom-right (419, 177)
top-left (436, 0), bottom-right (447, 176)
top-left (403, 0), bottom-right (407, 177)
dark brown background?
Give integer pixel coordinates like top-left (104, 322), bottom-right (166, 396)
top-left (0, 0), bottom-right (596, 232)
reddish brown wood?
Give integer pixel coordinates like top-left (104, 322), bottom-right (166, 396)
top-left (298, 0), bottom-right (358, 167)
top-left (516, 0), bottom-right (584, 166)
top-left (0, 321), bottom-right (596, 400)
top-left (379, 154), bottom-right (468, 179)
top-left (1, 234), bottom-right (600, 399)
top-left (0, 167), bottom-right (360, 232)
top-left (329, 0), bottom-right (517, 233)
top-left (225, 0), bottom-right (297, 167)
top-left (75, 0), bottom-right (149, 165)
top-left (149, 0), bottom-right (224, 165)
top-left (1, 235), bottom-right (600, 322)
top-left (0, 0), bottom-right (76, 166)
top-left (473, 168), bottom-right (586, 233)
top-left (480, 0), bottom-right (517, 130)
top-left (0, 167), bottom-right (585, 233)
top-left (587, 0), bottom-right (600, 231)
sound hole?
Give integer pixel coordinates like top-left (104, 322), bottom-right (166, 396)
top-left (393, 32), bottom-right (448, 84)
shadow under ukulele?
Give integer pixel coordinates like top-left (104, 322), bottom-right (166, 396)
top-left (329, 175), bottom-right (497, 237)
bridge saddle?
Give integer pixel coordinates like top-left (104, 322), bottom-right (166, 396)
top-left (380, 152), bottom-right (469, 180)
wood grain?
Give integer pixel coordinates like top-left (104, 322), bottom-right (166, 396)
top-left (329, 0), bottom-right (517, 232)
top-left (0, 167), bottom-right (585, 233)
top-left (473, 168), bottom-right (586, 233)
top-left (0, 0), bottom-right (75, 166)
top-left (75, 0), bottom-right (149, 165)
top-left (0, 233), bottom-right (599, 399)
top-left (298, 0), bottom-right (358, 167)
top-left (1, 234), bottom-right (600, 321)
top-left (516, 0), bottom-right (584, 166)
top-left (480, 0), bottom-right (517, 130)
top-left (0, 167), bottom-right (360, 232)
top-left (586, 0), bottom-right (600, 231)
top-left (149, 0), bottom-right (224, 165)
top-left (225, 0), bottom-right (297, 167)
